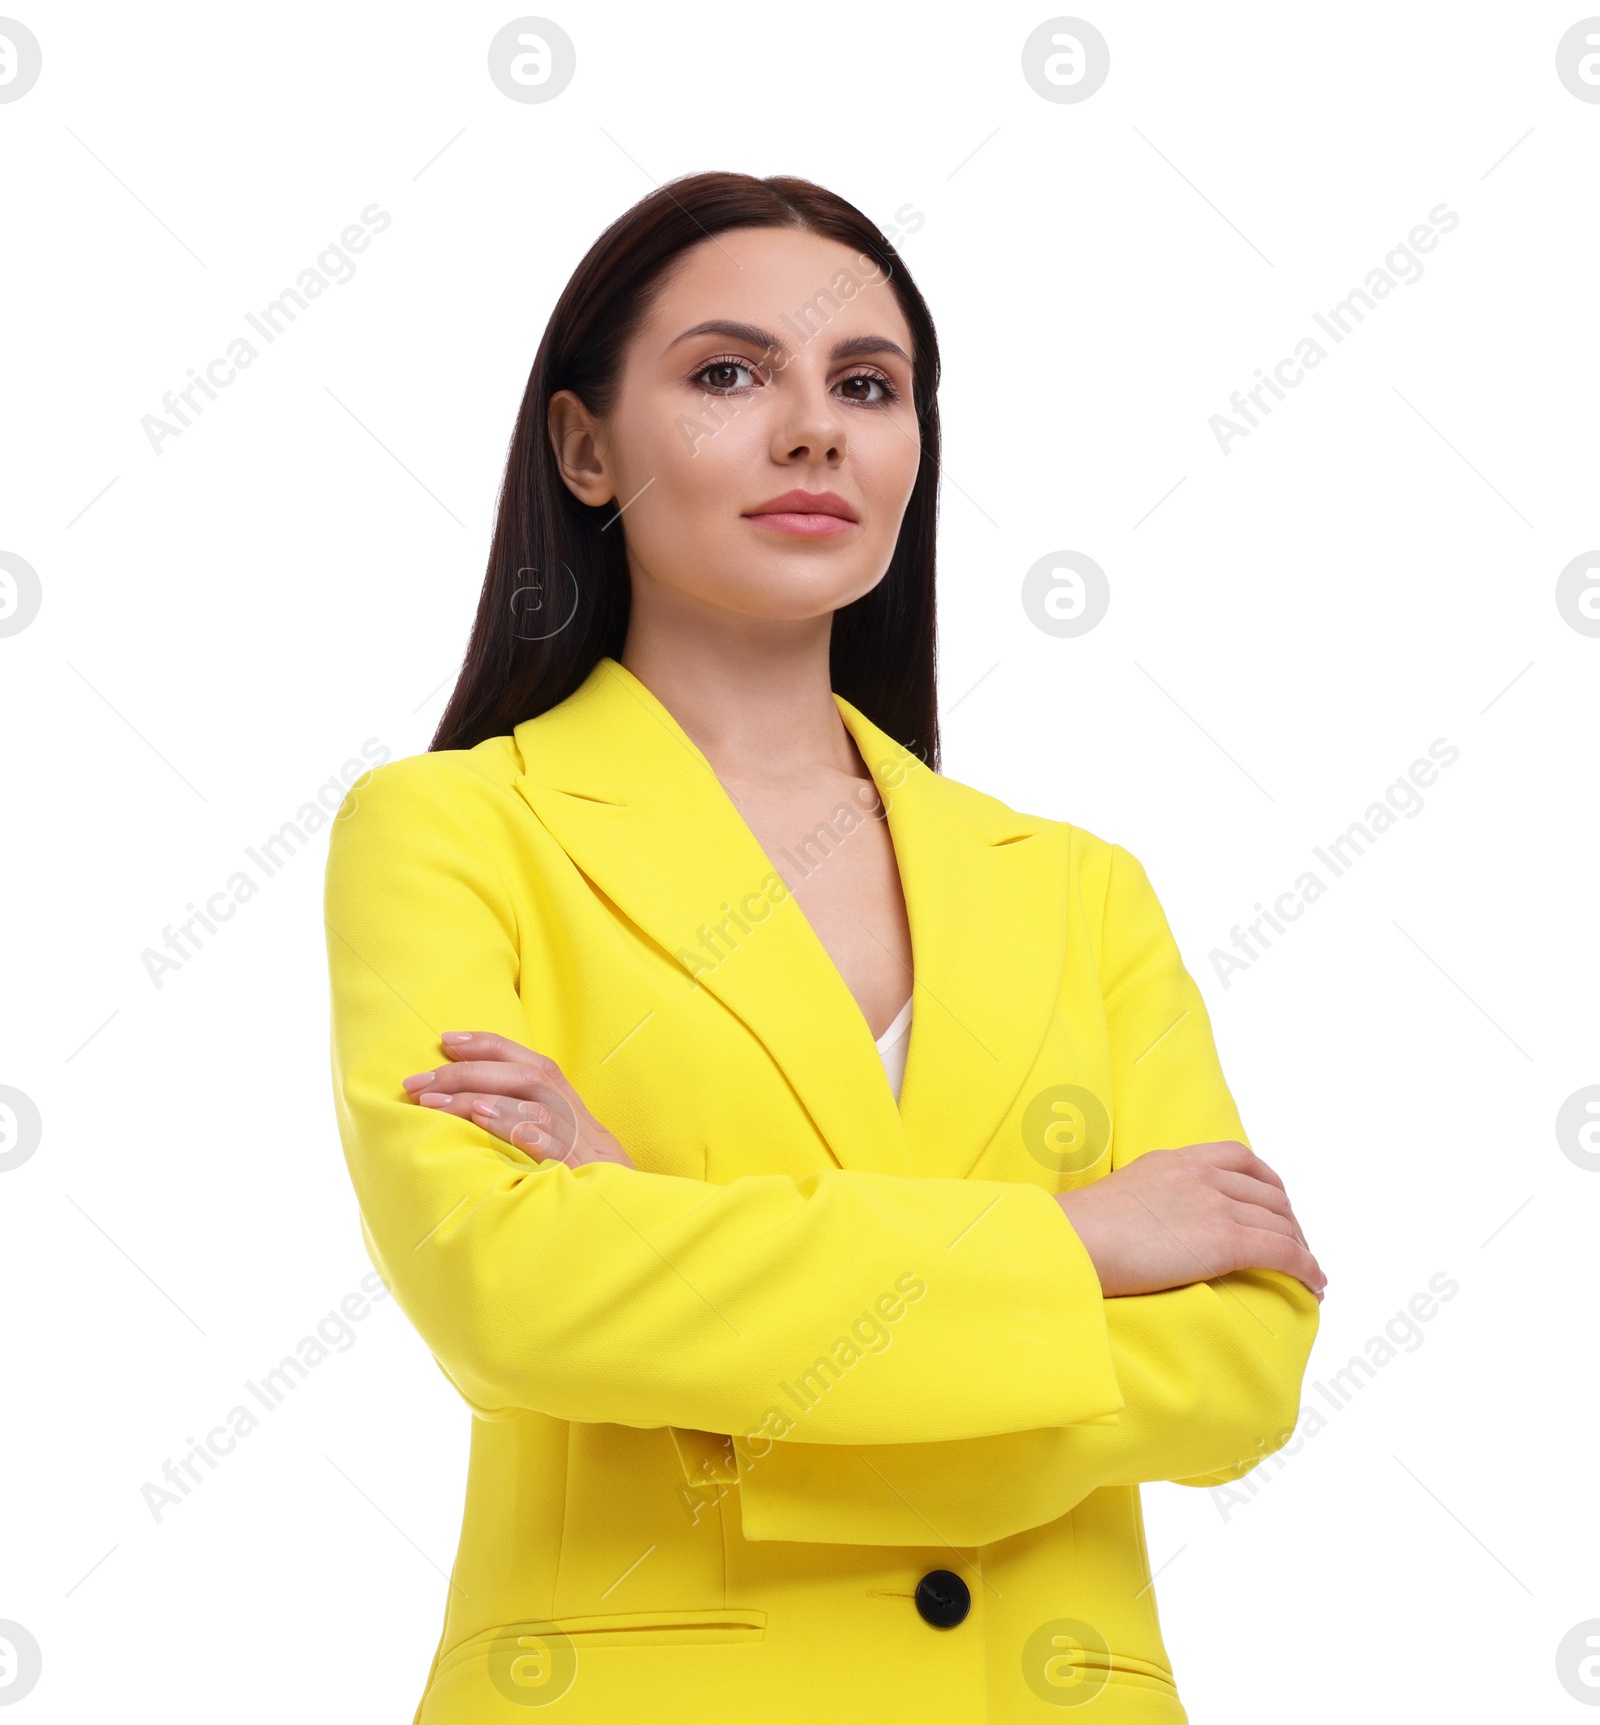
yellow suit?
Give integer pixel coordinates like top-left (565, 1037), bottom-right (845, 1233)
top-left (323, 655), bottom-right (1318, 1723)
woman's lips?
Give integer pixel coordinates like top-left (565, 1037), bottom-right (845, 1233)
top-left (741, 511), bottom-right (856, 538)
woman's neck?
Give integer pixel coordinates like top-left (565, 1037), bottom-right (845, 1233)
top-left (620, 615), bottom-right (864, 789)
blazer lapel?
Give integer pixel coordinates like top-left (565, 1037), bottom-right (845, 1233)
top-left (509, 657), bottom-right (1069, 1185)
top-left (842, 694), bottom-right (1074, 1182)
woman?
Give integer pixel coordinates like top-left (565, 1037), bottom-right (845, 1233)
top-left (324, 171), bottom-right (1325, 1724)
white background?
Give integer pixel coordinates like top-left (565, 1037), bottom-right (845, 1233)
top-left (3, 2), bottom-right (1597, 1719)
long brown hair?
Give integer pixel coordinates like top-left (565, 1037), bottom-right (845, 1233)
top-left (429, 171), bottom-right (943, 768)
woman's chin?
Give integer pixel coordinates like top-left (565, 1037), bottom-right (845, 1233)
top-left (658, 565), bottom-right (883, 624)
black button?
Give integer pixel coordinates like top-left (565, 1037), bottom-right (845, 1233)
top-left (914, 1568), bottom-right (970, 1628)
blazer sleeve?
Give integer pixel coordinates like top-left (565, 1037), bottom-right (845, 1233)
top-left (323, 755), bottom-right (1125, 1444)
top-left (717, 839), bottom-right (1321, 1547)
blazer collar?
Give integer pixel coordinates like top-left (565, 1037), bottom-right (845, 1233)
top-left (509, 657), bottom-right (1071, 1183)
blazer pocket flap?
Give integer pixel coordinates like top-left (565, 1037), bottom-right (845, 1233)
top-left (437, 1608), bottom-right (768, 1679)
top-left (668, 1424), bottom-right (739, 1488)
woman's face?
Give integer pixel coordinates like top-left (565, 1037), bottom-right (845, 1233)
top-left (549, 226), bottom-right (922, 628)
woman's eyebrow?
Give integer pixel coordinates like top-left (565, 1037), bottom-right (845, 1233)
top-left (665, 319), bottom-right (912, 367)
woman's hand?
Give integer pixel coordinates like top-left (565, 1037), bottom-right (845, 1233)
top-left (401, 1031), bottom-right (637, 1170)
top-left (1056, 1140), bottom-right (1325, 1301)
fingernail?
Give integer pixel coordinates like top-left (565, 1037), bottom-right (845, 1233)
top-left (418, 1091), bottom-right (453, 1106)
top-left (470, 1099), bottom-right (500, 1117)
top-left (402, 1071), bottom-right (436, 1090)
top-left (441, 1032), bottom-right (473, 1044)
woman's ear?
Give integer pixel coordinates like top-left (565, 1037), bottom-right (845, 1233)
top-left (546, 389), bottom-right (615, 507)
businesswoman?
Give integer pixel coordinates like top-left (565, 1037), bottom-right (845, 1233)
top-left (324, 171), bottom-right (1324, 1724)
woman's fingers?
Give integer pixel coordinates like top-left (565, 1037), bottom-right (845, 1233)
top-left (1213, 1190), bottom-right (1299, 1242)
top-left (403, 1032), bottom-right (588, 1114)
top-left (440, 1029), bottom-right (545, 1063)
top-left (419, 1086), bottom-right (592, 1164)
top-left (446, 1031), bottom-right (597, 1107)
top-left (1182, 1139), bottom-right (1287, 1196)
top-left (420, 1082), bottom-right (580, 1150)
top-left (1068, 1141), bottom-right (1326, 1300)
top-left (413, 1086), bottom-right (557, 1129)
top-left (1207, 1168), bottom-right (1310, 1248)
top-left (1230, 1222), bottom-right (1326, 1299)
top-left (1172, 1142), bottom-right (1318, 1265)
top-left (403, 1030), bottom-right (639, 1171)
top-left (480, 1095), bottom-right (580, 1164)
top-left (404, 1059), bottom-right (553, 1100)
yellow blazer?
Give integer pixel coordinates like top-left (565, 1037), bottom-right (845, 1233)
top-left (323, 655), bottom-right (1319, 1724)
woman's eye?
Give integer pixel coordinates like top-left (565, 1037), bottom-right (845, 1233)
top-left (838, 371), bottom-right (898, 405)
top-left (692, 358), bottom-right (901, 405)
top-left (695, 358), bottom-right (760, 393)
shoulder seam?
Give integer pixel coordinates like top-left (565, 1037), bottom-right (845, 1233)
top-left (344, 749), bottom-right (526, 957)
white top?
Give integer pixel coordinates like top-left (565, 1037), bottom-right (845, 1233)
top-left (874, 995), bottom-right (914, 1102)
